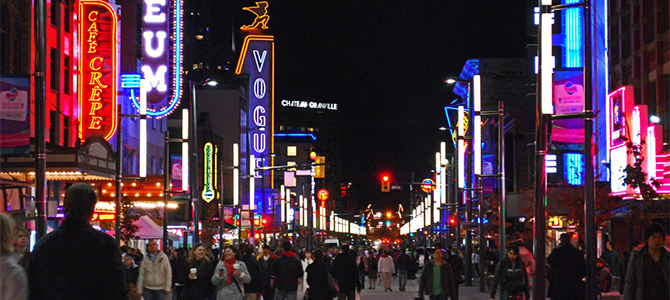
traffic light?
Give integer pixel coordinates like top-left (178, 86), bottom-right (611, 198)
top-left (449, 216), bottom-right (456, 225)
top-left (381, 175), bottom-right (390, 192)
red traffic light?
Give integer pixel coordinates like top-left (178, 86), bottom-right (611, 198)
top-left (381, 175), bottom-right (391, 192)
top-left (382, 175), bottom-right (389, 182)
top-left (449, 217), bottom-right (456, 225)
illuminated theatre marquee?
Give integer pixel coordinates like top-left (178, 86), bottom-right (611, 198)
top-left (78, 0), bottom-right (118, 142)
top-left (139, 0), bottom-right (184, 118)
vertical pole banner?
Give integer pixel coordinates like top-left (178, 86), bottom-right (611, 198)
top-left (78, 0), bottom-right (118, 142)
top-left (0, 76), bottom-right (31, 157)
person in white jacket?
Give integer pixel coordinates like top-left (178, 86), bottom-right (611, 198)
top-left (300, 250), bottom-right (313, 293)
top-left (1, 214), bottom-right (27, 300)
top-left (212, 245), bottom-right (251, 300)
top-left (137, 239), bottom-right (172, 300)
top-left (378, 249), bottom-right (395, 292)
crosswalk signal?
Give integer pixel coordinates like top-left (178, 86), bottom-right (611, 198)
top-left (381, 175), bottom-right (390, 192)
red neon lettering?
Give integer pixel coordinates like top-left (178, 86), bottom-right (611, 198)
top-left (89, 116), bottom-right (103, 129)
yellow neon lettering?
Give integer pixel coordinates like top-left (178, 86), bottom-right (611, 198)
top-left (90, 102), bottom-right (103, 115)
top-left (87, 41), bottom-right (98, 53)
top-left (87, 21), bottom-right (99, 32)
top-left (89, 72), bottom-right (108, 88)
top-left (87, 31), bottom-right (99, 43)
top-left (89, 57), bottom-right (103, 71)
top-left (89, 86), bottom-right (103, 101)
top-left (89, 117), bottom-right (102, 129)
top-left (88, 11), bottom-right (99, 22)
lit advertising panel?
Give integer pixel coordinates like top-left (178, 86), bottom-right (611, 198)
top-left (236, 35), bottom-right (274, 179)
top-left (0, 76), bottom-right (31, 157)
top-left (552, 71), bottom-right (584, 146)
top-left (139, 0), bottom-right (183, 117)
top-left (607, 86), bottom-right (634, 148)
top-left (78, 0), bottom-right (118, 142)
top-left (202, 142), bottom-right (217, 203)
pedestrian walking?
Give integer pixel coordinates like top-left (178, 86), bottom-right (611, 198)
top-left (331, 244), bottom-right (362, 300)
top-left (356, 248), bottom-right (368, 290)
top-left (601, 241), bottom-right (620, 276)
top-left (396, 250), bottom-right (411, 291)
top-left (28, 183), bottom-right (127, 300)
top-left (240, 243), bottom-right (265, 300)
top-left (212, 245), bottom-right (251, 300)
top-left (446, 248), bottom-right (464, 300)
top-left (489, 245), bottom-right (530, 300)
top-left (367, 250), bottom-right (378, 289)
top-left (471, 249), bottom-right (480, 279)
top-left (13, 226), bottom-right (30, 272)
top-left (176, 243), bottom-right (215, 300)
top-left (1, 214), bottom-right (28, 300)
top-left (511, 236), bottom-right (535, 288)
top-left (300, 249), bottom-right (314, 296)
top-left (170, 248), bottom-right (189, 299)
top-left (418, 249), bottom-right (456, 300)
top-left (378, 249), bottom-right (395, 292)
top-left (305, 249), bottom-right (332, 300)
top-left (123, 253), bottom-right (141, 297)
top-left (271, 241), bottom-right (304, 300)
top-left (547, 233), bottom-right (586, 300)
top-left (595, 258), bottom-right (612, 295)
top-left (623, 223), bottom-right (669, 300)
top-left (137, 239), bottom-right (173, 300)
top-left (258, 244), bottom-right (277, 300)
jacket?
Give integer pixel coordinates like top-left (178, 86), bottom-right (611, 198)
top-left (623, 245), bottom-right (670, 300)
top-left (177, 259), bottom-right (215, 300)
top-left (418, 260), bottom-right (456, 298)
top-left (2, 254), bottom-right (27, 300)
top-left (331, 252), bottom-right (362, 292)
top-left (211, 260), bottom-right (251, 300)
top-left (446, 254), bottom-right (464, 284)
top-left (547, 243), bottom-right (586, 299)
top-left (242, 254), bottom-right (265, 294)
top-left (258, 254), bottom-right (276, 288)
top-left (306, 260), bottom-right (331, 300)
top-left (137, 251), bottom-right (172, 293)
top-left (378, 255), bottom-right (395, 273)
top-left (300, 258), bottom-right (313, 292)
top-left (601, 248), bottom-right (620, 276)
top-left (270, 252), bottom-right (304, 292)
top-left (396, 253), bottom-right (411, 271)
top-left (28, 218), bottom-right (128, 300)
top-left (490, 258), bottom-right (530, 299)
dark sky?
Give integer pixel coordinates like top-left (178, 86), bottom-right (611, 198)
top-left (267, 1), bottom-right (528, 212)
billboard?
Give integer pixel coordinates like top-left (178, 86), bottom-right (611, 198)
top-left (0, 76), bottom-right (30, 157)
top-left (551, 71), bottom-right (584, 148)
top-left (78, 0), bottom-right (118, 142)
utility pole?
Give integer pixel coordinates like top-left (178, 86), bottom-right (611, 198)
top-left (34, 0), bottom-right (47, 240)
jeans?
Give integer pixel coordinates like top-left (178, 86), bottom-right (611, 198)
top-left (275, 290), bottom-right (297, 300)
top-left (142, 289), bottom-right (166, 300)
top-left (358, 270), bottom-right (366, 289)
top-left (337, 290), bottom-right (356, 300)
top-left (429, 294), bottom-right (447, 300)
top-left (398, 270), bottom-right (408, 290)
top-left (382, 272), bottom-right (393, 290)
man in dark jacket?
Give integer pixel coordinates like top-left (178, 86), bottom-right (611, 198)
top-left (547, 233), bottom-right (586, 300)
top-left (446, 248), bottom-right (464, 300)
top-left (258, 244), bottom-right (277, 300)
top-left (28, 183), bottom-right (128, 300)
top-left (331, 244), bottom-right (362, 300)
top-left (240, 244), bottom-right (265, 299)
top-left (623, 223), bottom-right (670, 300)
top-left (396, 250), bottom-right (411, 291)
top-left (419, 249), bottom-right (456, 299)
top-left (271, 241), bottom-right (304, 300)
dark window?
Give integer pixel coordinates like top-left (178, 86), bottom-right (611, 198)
top-left (50, 48), bottom-right (59, 91)
top-left (49, 111), bottom-right (58, 144)
top-left (50, 0), bottom-right (59, 27)
top-left (63, 2), bottom-right (70, 33)
top-left (63, 56), bottom-right (70, 95)
top-left (62, 115), bottom-right (70, 146)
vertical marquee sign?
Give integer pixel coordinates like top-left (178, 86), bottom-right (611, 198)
top-left (78, 0), bottom-right (118, 142)
top-left (202, 142), bottom-right (217, 203)
top-left (139, 0), bottom-right (183, 117)
top-left (607, 86), bottom-right (635, 195)
top-left (236, 35), bottom-right (274, 179)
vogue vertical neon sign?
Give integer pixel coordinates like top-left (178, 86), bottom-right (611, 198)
top-left (140, 0), bottom-right (183, 117)
top-left (78, 0), bottom-right (118, 142)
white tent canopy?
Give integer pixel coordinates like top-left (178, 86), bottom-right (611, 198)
top-left (135, 216), bottom-right (180, 241)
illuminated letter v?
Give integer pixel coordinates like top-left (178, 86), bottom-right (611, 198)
top-left (253, 50), bottom-right (267, 73)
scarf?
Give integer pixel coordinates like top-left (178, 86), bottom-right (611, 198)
top-left (381, 254), bottom-right (389, 258)
top-left (282, 251), bottom-right (297, 258)
top-left (223, 258), bottom-right (236, 284)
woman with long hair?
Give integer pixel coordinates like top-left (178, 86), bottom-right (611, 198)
top-left (490, 245), bottom-right (530, 300)
top-left (211, 245), bottom-right (250, 300)
top-left (305, 249), bottom-right (331, 300)
top-left (178, 243), bottom-right (215, 300)
top-left (1, 214), bottom-right (27, 300)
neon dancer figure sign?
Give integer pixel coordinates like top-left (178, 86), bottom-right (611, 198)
top-left (78, 0), bottom-right (118, 142)
top-left (140, 0), bottom-right (183, 118)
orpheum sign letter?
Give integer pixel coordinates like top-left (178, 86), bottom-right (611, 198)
top-left (78, 0), bottom-right (118, 142)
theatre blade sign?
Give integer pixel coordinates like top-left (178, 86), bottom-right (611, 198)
top-left (78, 0), bottom-right (118, 142)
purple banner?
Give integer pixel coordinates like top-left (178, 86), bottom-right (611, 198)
top-left (482, 154), bottom-right (495, 195)
top-left (0, 76), bottom-right (31, 157)
top-left (552, 71), bottom-right (585, 146)
top-left (170, 154), bottom-right (185, 192)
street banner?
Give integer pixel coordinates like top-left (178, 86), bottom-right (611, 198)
top-left (0, 76), bottom-right (31, 157)
top-left (552, 71), bottom-right (585, 150)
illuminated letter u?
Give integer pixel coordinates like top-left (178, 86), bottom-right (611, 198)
top-left (143, 31), bottom-right (167, 58)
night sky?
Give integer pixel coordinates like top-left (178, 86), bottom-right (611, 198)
top-left (267, 1), bottom-right (528, 212)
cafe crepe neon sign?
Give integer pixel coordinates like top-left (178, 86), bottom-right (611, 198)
top-left (137, 0), bottom-right (184, 118)
top-left (78, 0), bottom-right (118, 142)
top-left (202, 142), bottom-right (217, 202)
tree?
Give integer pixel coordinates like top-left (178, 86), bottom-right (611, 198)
top-left (200, 202), bottom-right (219, 247)
top-left (120, 196), bottom-right (140, 243)
top-left (621, 139), bottom-right (661, 225)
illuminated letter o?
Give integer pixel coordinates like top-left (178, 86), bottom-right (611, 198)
top-left (253, 78), bottom-right (266, 99)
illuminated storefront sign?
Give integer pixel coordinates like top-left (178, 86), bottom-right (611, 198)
top-left (281, 100), bottom-right (338, 111)
top-left (139, 0), bottom-right (183, 117)
top-left (240, 1), bottom-right (270, 31)
top-left (317, 189), bottom-right (329, 201)
top-left (202, 142), bottom-right (217, 202)
top-left (78, 0), bottom-right (118, 142)
top-left (607, 87), bottom-right (635, 195)
top-left (421, 178), bottom-right (435, 193)
top-left (236, 35), bottom-right (274, 175)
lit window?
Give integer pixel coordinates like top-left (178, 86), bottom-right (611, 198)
top-left (287, 161), bottom-right (297, 171)
top-left (195, 35), bottom-right (203, 40)
top-left (287, 146), bottom-right (297, 157)
top-left (217, 66), bottom-right (222, 70)
top-left (192, 64), bottom-right (198, 69)
top-left (308, 127), bottom-right (314, 132)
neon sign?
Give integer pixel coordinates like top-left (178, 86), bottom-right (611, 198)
top-left (317, 189), bottom-right (329, 201)
top-left (421, 178), bottom-right (435, 193)
top-left (241, 1), bottom-right (270, 30)
top-left (78, 0), bottom-right (118, 142)
top-left (202, 142), bottom-right (216, 202)
top-left (237, 35), bottom-right (274, 175)
top-left (607, 86), bottom-right (633, 148)
top-left (139, 0), bottom-right (183, 117)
